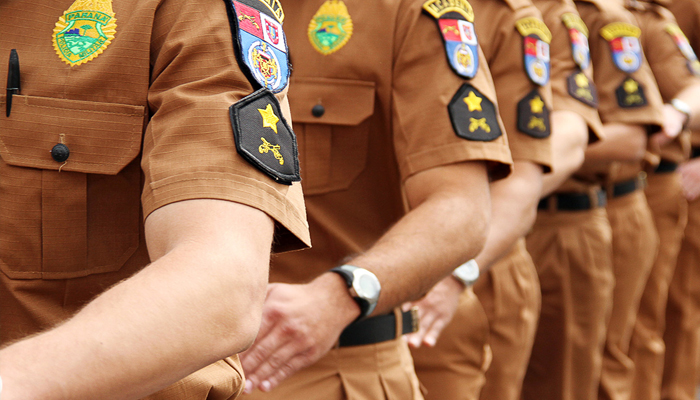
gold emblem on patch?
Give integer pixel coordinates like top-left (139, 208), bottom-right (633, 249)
top-left (53, 0), bottom-right (117, 66)
top-left (308, 0), bottom-right (353, 55)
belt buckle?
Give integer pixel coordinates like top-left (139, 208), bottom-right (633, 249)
top-left (410, 307), bottom-right (420, 334)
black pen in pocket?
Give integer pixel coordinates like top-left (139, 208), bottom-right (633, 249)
top-left (6, 49), bottom-right (20, 117)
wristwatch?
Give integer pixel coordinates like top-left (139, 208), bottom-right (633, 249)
top-left (330, 265), bottom-right (381, 320)
top-left (671, 98), bottom-right (692, 128)
top-left (452, 259), bottom-right (480, 288)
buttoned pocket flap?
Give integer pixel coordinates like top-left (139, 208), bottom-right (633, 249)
top-left (289, 77), bottom-right (375, 125)
top-left (0, 95), bottom-right (145, 174)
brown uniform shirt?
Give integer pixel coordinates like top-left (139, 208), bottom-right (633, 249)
top-left (534, 0), bottom-right (607, 192)
top-left (575, 0), bottom-right (665, 182)
top-left (669, 0), bottom-right (700, 148)
top-left (628, 1), bottom-right (699, 164)
top-left (0, 0), bottom-right (309, 339)
top-left (472, 0), bottom-right (554, 171)
top-left (271, 0), bottom-right (513, 285)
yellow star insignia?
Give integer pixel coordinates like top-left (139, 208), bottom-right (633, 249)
top-left (623, 79), bottom-right (639, 94)
top-left (530, 95), bottom-right (545, 114)
top-left (258, 104), bottom-right (280, 134)
top-left (575, 72), bottom-right (589, 88)
top-left (464, 91), bottom-right (483, 112)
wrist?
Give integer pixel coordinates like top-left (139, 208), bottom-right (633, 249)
top-left (328, 265), bottom-right (381, 321)
top-left (671, 98), bottom-right (691, 129)
top-left (452, 259), bottom-right (480, 288)
top-left (315, 272), bottom-right (363, 324)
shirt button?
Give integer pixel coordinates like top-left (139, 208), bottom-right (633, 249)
top-left (51, 143), bottom-right (70, 162)
top-left (312, 104), bottom-right (325, 118)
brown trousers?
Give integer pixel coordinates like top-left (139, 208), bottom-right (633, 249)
top-left (599, 190), bottom-right (659, 400)
top-left (660, 195), bottom-right (700, 400)
top-left (412, 287), bottom-right (491, 400)
top-left (629, 172), bottom-right (688, 400)
top-left (412, 240), bottom-right (538, 400)
top-left (475, 239), bottom-right (541, 400)
top-left (243, 336), bottom-right (424, 400)
top-left (524, 206), bottom-right (614, 400)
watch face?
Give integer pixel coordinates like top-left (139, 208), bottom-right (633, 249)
top-left (355, 271), bottom-right (381, 301)
top-left (455, 259), bottom-right (479, 283)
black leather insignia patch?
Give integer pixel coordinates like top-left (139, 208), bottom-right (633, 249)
top-left (615, 77), bottom-right (647, 108)
top-left (567, 70), bottom-right (598, 108)
top-left (448, 84), bottom-right (502, 141)
top-left (517, 89), bottom-right (551, 138)
top-left (230, 89), bottom-right (300, 184)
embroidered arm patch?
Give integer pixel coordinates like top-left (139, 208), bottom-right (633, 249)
top-left (515, 17), bottom-right (552, 86)
top-left (517, 89), bottom-right (551, 138)
top-left (230, 89), bottom-right (300, 184)
top-left (615, 77), bottom-right (647, 108)
top-left (567, 70), bottom-right (598, 107)
top-left (665, 24), bottom-right (700, 77)
top-left (600, 22), bottom-right (642, 73)
top-left (448, 84), bottom-right (502, 141)
top-left (223, 0), bottom-right (290, 93)
top-left (422, 0), bottom-right (480, 79)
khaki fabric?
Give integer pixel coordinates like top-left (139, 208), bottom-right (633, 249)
top-left (474, 239), bottom-right (541, 400)
top-left (0, 0), bottom-right (312, 398)
top-left (630, 172), bottom-right (688, 400)
top-left (244, 338), bottom-right (423, 400)
top-left (524, 207), bottom-right (614, 400)
top-left (662, 195), bottom-right (700, 400)
top-left (412, 288), bottom-right (491, 400)
top-left (600, 190), bottom-right (659, 400)
top-left (624, 4), bottom-right (696, 400)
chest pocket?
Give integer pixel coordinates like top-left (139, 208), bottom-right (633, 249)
top-left (0, 95), bottom-right (145, 280)
top-left (289, 77), bottom-right (375, 195)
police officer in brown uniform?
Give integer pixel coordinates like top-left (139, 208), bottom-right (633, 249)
top-left (661, 1), bottom-right (700, 399)
top-left (523, 1), bottom-right (609, 400)
top-left (0, 0), bottom-right (312, 399)
top-left (238, 0), bottom-right (513, 399)
top-left (571, 2), bottom-right (665, 400)
top-left (409, 1), bottom-right (553, 399)
top-left (624, 2), bottom-right (700, 399)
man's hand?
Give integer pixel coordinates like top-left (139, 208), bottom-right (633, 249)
top-left (240, 273), bottom-right (359, 394)
top-left (679, 158), bottom-right (700, 201)
top-left (402, 276), bottom-right (464, 348)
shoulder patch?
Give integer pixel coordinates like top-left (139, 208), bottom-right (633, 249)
top-left (665, 24), bottom-right (700, 77)
top-left (53, 0), bottom-right (117, 66)
top-left (515, 17), bottom-right (551, 86)
top-left (448, 84), bottom-right (502, 141)
top-left (308, 0), bottom-right (353, 55)
top-left (230, 89), bottom-right (300, 184)
top-left (600, 22), bottom-right (642, 73)
top-left (225, 0), bottom-right (290, 93)
top-left (562, 13), bottom-right (591, 70)
top-left (567, 70), bottom-right (598, 108)
top-left (423, 0), bottom-right (479, 79)
top-left (615, 77), bottom-right (647, 108)
top-left (517, 89), bottom-right (551, 138)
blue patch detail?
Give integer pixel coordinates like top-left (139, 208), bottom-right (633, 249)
top-left (239, 30), bottom-right (289, 92)
top-left (445, 40), bottom-right (479, 79)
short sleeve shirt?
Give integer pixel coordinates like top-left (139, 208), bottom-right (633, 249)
top-left (472, 0), bottom-right (554, 171)
top-left (628, 1), bottom-right (700, 163)
top-left (534, 0), bottom-right (604, 141)
top-left (271, 0), bottom-right (513, 284)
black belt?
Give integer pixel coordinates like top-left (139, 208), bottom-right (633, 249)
top-left (338, 309), bottom-right (418, 347)
top-left (611, 177), bottom-right (643, 198)
top-left (654, 159), bottom-right (678, 173)
top-left (538, 189), bottom-right (607, 211)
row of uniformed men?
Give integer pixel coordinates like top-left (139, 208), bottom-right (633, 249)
top-left (3, 0), bottom-right (700, 399)
top-left (239, 1), bottom-right (700, 400)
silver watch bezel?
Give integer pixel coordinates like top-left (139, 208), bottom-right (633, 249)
top-left (337, 265), bottom-right (381, 318)
top-left (452, 259), bottom-right (480, 287)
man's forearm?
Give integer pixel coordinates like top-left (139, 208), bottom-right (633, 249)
top-left (474, 161), bottom-right (543, 271)
top-left (541, 111), bottom-right (589, 197)
top-left (0, 200), bottom-right (274, 400)
top-left (584, 123), bottom-right (647, 162)
top-left (345, 161), bottom-right (491, 315)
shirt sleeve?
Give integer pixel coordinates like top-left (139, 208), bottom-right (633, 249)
top-left (539, 0), bottom-right (604, 142)
top-left (141, 0), bottom-right (310, 252)
top-left (391, 0), bottom-right (513, 182)
top-left (576, 1), bottom-right (664, 130)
